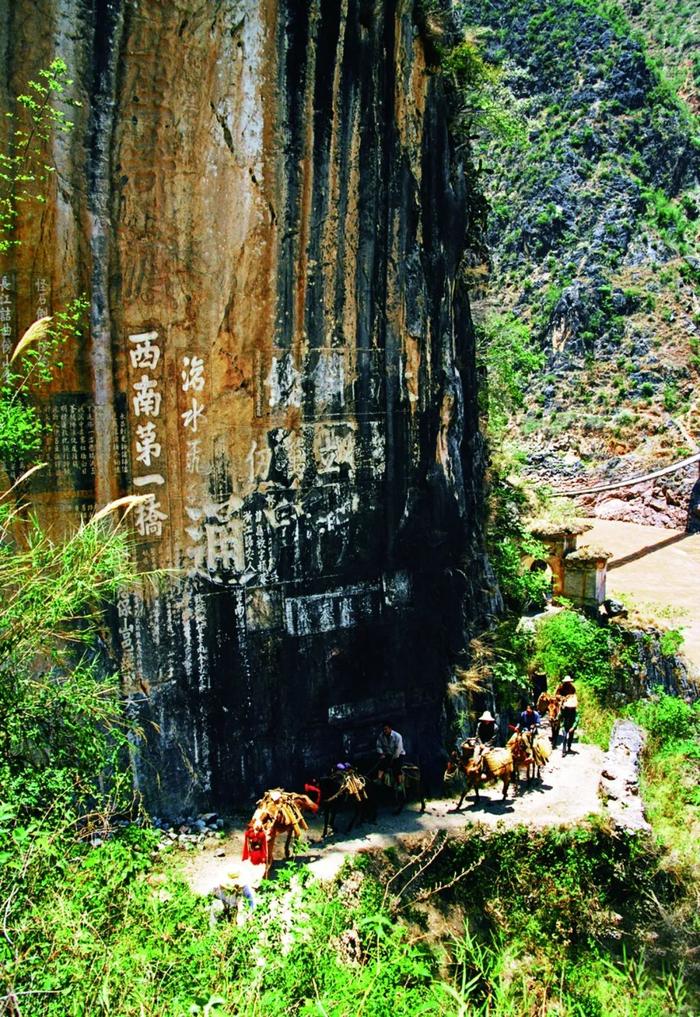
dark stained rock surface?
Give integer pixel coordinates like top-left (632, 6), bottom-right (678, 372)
top-left (0, 1), bottom-right (493, 812)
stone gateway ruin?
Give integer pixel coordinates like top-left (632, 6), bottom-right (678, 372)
top-left (1, 1), bottom-right (492, 812)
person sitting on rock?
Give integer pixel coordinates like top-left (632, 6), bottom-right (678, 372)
top-left (376, 722), bottom-right (405, 787)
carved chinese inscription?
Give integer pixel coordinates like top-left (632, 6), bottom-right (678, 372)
top-left (33, 276), bottom-right (50, 321)
top-left (181, 352), bottom-right (215, 575)
top-left (128, 331), bottom-right (168, 540)
top-left (37, 398), bottom-right (96, 487)
top-left (0, 273), bottom-right (16, 358)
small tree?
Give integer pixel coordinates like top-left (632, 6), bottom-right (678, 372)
top-left (0, 58), bottom-right (78, 251)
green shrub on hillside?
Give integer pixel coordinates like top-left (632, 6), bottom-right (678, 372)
top-left (488, 532), bottom-right (550, 611)
top-left (534, 610), bottom-right (617, 692)
top-left (627, 688), bottom-right (700, 746)
top-left (478, 313), bottom-right (544, 436)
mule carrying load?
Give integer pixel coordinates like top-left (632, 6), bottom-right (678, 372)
top-left (507, 729), bottom-right (552, 782)
top-left (538, 678), bottom-right (578, 753)
top-left (444, 739), bottom-right (515, 806)
top-left (376, 762), bottom-right (426, 813)
top-left (537, 691), bottom-right (562, 747)
top-left (242, 788), bottom-right (318, 878)
top-left (555, 677), bottom-right (579, 755)
top-left (306, 766), bottom-right (375, 837)
top-left (328, 767), bottom-right (368, 803)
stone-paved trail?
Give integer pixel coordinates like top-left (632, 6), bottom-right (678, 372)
top-left (181, 741), bottom-right (605, 893)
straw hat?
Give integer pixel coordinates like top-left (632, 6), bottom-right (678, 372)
top-left (478, 710), bottom-right (495, 722)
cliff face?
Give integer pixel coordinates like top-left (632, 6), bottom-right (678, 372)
top-left (1, 0), bottom-right (490, 812)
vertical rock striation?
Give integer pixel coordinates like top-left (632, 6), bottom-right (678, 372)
top-left (1, 0), bottom-right (491, 811)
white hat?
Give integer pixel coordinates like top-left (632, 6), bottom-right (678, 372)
top-left (478, 711), bottom-right (495, 722)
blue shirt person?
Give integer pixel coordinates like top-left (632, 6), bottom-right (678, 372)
top-left (517, 705), bottom-right (541, 731)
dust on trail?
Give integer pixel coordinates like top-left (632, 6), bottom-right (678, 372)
top-left (180, 741), bottom-right (605, 893)
top-left (585, 519), bottom-right (700, 672)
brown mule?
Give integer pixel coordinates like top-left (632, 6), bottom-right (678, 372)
top-left (242, 789), bottom-right (318, 878)
top-left (444, 742), bottom-right (515, 807)
top-left (537, 692), bottom-right (563, 748)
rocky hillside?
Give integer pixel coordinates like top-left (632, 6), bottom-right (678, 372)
top-left (458, 0), bottom-right (700, 526)
top-left (620, 0), bottom-right (700, 112)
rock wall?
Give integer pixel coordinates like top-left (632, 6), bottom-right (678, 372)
top-left (624, 628), bottom-right (700, 697)
top-left (600, 719), bottom-right (651, 834)
top-left (1, 0), bottom-right (491, 812)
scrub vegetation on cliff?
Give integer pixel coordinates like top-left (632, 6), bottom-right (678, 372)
top-left (456, 0), bottom-right (700, 523)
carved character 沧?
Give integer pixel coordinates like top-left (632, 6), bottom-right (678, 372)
top-left (181, 355), bottom-right (205, 393)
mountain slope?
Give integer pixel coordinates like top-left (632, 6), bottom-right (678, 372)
top-left (458, 0), bottom-right (700, 525)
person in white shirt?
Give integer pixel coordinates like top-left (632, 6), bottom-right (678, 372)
top-left (376, 722), bottom-right (405, 787)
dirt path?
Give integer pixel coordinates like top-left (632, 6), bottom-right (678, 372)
top-left (585, 519), bottom-right (700, 671)
top-left (179, 742), bottom-right (605, 892)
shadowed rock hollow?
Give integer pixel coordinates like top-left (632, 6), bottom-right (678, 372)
top-left (0, 0), bottom-right (493, 813)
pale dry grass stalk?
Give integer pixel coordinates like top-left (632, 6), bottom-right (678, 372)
top-left (10, 316), bottom-right (53, 364)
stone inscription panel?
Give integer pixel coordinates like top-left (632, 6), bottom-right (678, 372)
top-left (31, 394), bottom-right (96, 491)
top-left (127, 330), bottom-right (169, 542)
top-left (258, 348), bottom-right (386, 419)
top-left (283, 583), bottom-right (383, 637)
top-left (0, 272), bottom-right (17, 359)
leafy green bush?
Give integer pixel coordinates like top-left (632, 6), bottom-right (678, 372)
top-left (627, 689), bottom-right (699, 747)
top-left (478, 314), bottom-right (544, 437)
top-left (659, 628), bottom-right (684, 656)
top-left (643, 187), bottom-right (690, 247)
top-left (534, 609), bottom-right (617, 692)
top-left (488, 532), bottom-right (550, 611)
top-left (662, 382), bottom-right (680, 411)
top-left (627, 689), bottom-right (700, 889)
top-left (441, 38), bottom-right (524, 145)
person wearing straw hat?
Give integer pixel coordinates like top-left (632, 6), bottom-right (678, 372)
top-left (555, 676), bottom-right (577, 708)
top-left (469, 710), bottom-right (497, 767)
top-left (475, 710), bottom-right (497, 748)
top-left (555, 676), bottom-right (578, 754)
